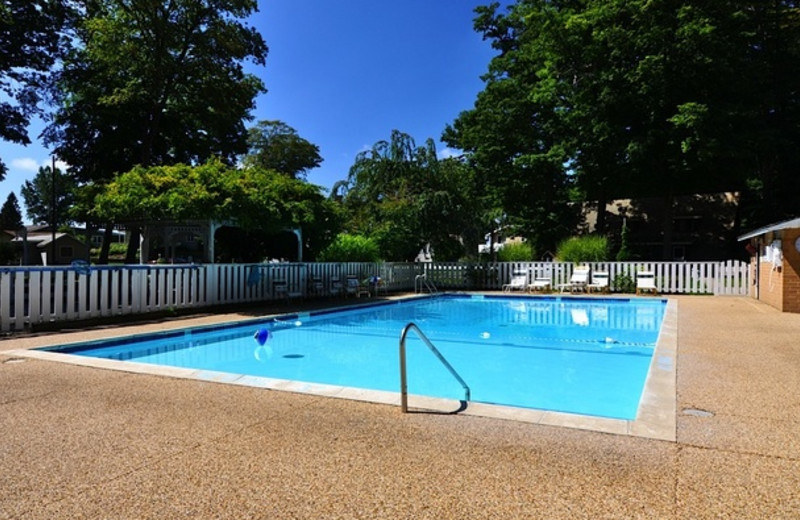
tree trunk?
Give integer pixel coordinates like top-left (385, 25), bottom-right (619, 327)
top-left (125, 226), bottom-right (140, 264)
top-left (97, 223), bottom-right (114, 264)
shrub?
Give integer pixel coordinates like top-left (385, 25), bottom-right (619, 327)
top-left (556, 235), bottom-right (608, 263)
top-left (613, 273), bottom-right (635, 293)
top-left (616, 219), bottom-right (633, 261)
top-left (497, 241), bottom-right (533, 262)
top-left (317, 233), bottom-right (381, 262)
top-left (90, 242), bottom-right (129, 262)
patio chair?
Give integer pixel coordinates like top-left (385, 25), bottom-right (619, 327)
top-left (636, 271), bottom-right (658, 295)
top-left (528, 277), bottom-right (551, 293)
top-left (346, 276), bottom-right (370, 298)
top-left (310, 277), bottom-right (324, 296)
top-left (502, 271), bottom-right (529, 292)
top-left (558, 266), bottom-right (590, 293)
top-left (329, 277), bottom-right (343, 297)
top-left (587, 271), bottom-right (610, 293)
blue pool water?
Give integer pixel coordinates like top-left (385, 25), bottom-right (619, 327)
top-left (46, 295), bottom-right (666, 420)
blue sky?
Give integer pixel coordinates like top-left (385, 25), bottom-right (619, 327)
top-left (0, 0), bottom-right (505, 217)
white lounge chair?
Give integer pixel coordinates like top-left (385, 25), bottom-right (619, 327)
top-left (587, 271), bottom-right (609, 293)
top-left (559, 266), bottom-right (590, 293)
top-left (636, 271), bottom-right (658, 295)
top-left (528, 277), bottom-right (551, 293)
top-left (502, 271), bottom-right (528, 292)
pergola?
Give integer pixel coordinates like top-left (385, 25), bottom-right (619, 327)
top-left (130, 219), bottom-right (303, 264)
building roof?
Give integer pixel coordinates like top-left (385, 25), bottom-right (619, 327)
top-left (12, 232), bottom-right (71, 247)
top-left (737, 217), bottom-right (800, 241)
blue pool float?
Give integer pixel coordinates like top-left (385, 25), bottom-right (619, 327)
top-left (254, 328), bottom-right (270, 345)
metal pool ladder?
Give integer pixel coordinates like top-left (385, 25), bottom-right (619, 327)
top-left (414, 273), bottom-right (439, 294)
top-left (399, 322), bottom-right (470, 413)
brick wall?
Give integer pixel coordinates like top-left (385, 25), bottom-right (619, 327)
top-left (750, 228), bottom-right (800, 313)
top-left (781, 229), bottom-right (800, 313)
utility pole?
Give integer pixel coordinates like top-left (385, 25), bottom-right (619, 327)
top-left (51, 157), bottom-right (56, 265)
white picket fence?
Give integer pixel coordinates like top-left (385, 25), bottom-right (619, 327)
top-left (0, 260), bottom-right (748, 332)
top-left (421, 259), bottom-right (750, 296)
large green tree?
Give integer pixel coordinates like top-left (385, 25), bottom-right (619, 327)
top-left (43, 0), bottom-right (268, 262)
top-left (45, 0), bottom-right (267, 179)
top-left (0, 0), bottom-right (69, 179)
top-left (341, 130), bottom-right (481, 261)
top-left (443, 2), bottom-right (578, 256)
top-left (243, 120), bottom-right (323, 179)
top-left (447, 1), bottom-right (800, 258)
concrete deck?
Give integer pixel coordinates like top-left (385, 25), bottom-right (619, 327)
top-left (2, 295), bottom-right (799, 518)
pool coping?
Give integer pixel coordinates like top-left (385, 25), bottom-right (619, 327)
top-left (6, 294), bottom-right (677, 442)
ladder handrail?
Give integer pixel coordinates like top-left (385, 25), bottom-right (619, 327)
top-left (399, 322), bottom-right (470, 412)
top-left (414, 273), bottom-right (438, 294)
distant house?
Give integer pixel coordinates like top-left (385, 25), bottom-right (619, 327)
top-left (12, 227), bottom-right (89, 265)
top-left (584, 192), bottom-right (741, 261)
top-left (87, 228), bottom-right (126, 247)
top-left (475, 192), bottom-right (741, 261)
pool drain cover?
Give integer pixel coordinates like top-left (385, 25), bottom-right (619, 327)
top-left (681, 408), bottom-right (714, 417)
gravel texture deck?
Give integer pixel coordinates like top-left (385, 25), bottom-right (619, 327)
top-left (2, 295), bottom-right (799, 519)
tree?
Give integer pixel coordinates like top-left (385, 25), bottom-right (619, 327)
top-left (45, 0), bottom-right (267, 179)
top-left (443, 3), bottom-right (578, 256)
top-left (0, 0), bottom-right (69, 179)
top-left (0, 192), bottom-right (24, 230)
top-left (341, 130), bottom-right (481, 261)
top-left (43, 0), bottom-right (268, 262)
top-left (243, 120), bottom-right (323, 178)
top-left (20, 165), bottom-right (77, 226)
top-left (448, 1), bottom-right (800, 258)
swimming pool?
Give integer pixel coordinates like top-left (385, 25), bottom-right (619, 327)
top-left (41, 295), bottom-right (666, 420)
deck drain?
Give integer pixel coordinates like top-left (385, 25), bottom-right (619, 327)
top-left (2, 358), bottom-right (27, 364)
top-left (681, 408), bottom-right (714, 417)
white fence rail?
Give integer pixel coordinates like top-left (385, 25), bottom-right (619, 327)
top-left (0, 260), bottom-right (748, 332)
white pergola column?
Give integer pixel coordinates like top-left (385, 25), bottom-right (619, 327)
top-left (139, 226), bottom-right (150, 264)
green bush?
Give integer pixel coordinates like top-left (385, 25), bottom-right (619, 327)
top-left (556, 235), bottom-right (608, 263)
top-left (317, 233), bottom-right (381, 262)
top-left (616, 219), bottom-right (633, 261)
top-left (497, 241), bottom-right (533, 262)
top-left (613, 273), bottom-right (635, 293)
top-left (90, 242), bottom-right (128, 262)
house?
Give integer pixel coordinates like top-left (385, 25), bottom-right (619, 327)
top-left (12, 227), bottom-right (89, 265)
top-left (475, 193), bottom-right (740, 261)
top-left (738, 217), bottom-right (800, 313)
top-left (583, 192), bottom-right (741, 261)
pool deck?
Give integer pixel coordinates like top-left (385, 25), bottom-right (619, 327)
top-left (2, 295), bottom-right (799, 518)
